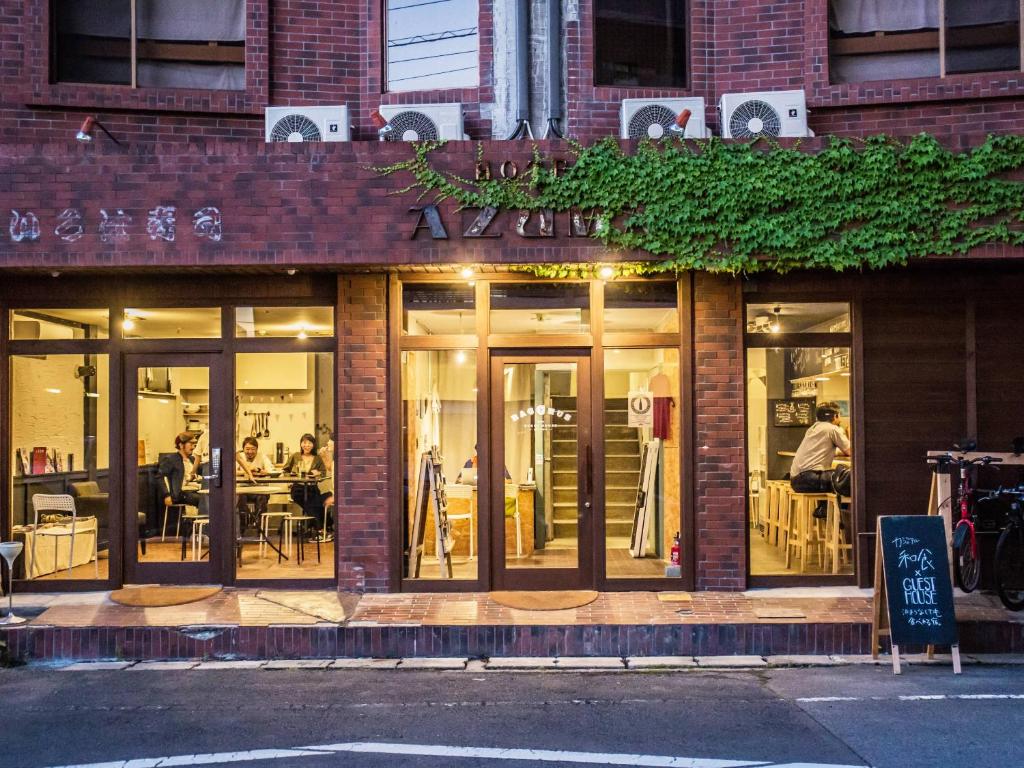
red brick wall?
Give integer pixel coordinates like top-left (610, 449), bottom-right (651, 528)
top-left (692, 273), bottom-right (746, 590)
top-left (2, 2), bottom-right (1022, 145)
top-left (336, 273), bottom-right (391, 591)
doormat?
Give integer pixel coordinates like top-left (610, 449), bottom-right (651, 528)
top-left (490, 590), bottom-right (599, 611)
top-left (109, 586), bottom-right (222, 607)
top-left (753, 606), bottom-right (807, 619)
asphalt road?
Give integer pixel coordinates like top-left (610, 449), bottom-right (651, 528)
top-left (3, 663), bottom-right (1024, 768)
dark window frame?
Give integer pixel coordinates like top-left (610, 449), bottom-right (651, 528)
top-left (591, 0), bottom-right (691, 90)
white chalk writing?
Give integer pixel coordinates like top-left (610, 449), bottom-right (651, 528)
top-left (99, 209), bottom-right (132, 243)
top-left (147, 206), bottom-right (177, 242)
top-left (9, 210), bottom-right (40, 242)
top-left (54, 208), bottom-right (84, 242)
top-left (193, 207), bottom-right (222, 242)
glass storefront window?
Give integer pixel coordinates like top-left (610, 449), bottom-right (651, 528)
top-left (402, 349), bottom-right (477, 580)
top-left (10, 308), bottom-right (110, 340)
top-left (604, 281), bottom-right (679, 333)
top-left (402, 284), bottom-right (475, 336)
top-left (746, 346), bottom-right (853, 577)
top-left (235, 307), bottom-right (334, 338)
top-left (122, 307), bottom-right (221, 339)
top-left (233, 352), bottom-right (335, 580)
top-left (604, 348), bottom-right (680, 578)
top-left (745, 303), bottom-right (850, 334)
top-left (490, 283), bottom-right (590, 335)
top-left (10, 353), bottom-right (109, 581)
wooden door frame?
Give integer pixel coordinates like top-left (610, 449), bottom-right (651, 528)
top-left (489, 351), bottom-right (594, 590)
top-left (123, 351), bottom-right (230, 585)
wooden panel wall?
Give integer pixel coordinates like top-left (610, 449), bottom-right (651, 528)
top-left (862, 298), bottom-right (967, 525)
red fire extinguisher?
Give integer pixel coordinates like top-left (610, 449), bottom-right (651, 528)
top-left (670, 532), bottom-right (681, 566)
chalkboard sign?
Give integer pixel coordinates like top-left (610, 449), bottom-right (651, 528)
top-left (877, 515), bottom-right (959, 651)
top-left (773, 399), bottom-right (814, 427)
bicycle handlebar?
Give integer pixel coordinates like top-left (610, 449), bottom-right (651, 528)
top-left (927, 452), bottom-right (1003, 467)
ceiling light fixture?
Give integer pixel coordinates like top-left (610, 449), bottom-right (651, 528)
top-left (454, 350), bottom-right (467, 365)
top-left (122, 317), bottom-right (136, 332)
top-left (75, 116), bottom-right (123, 146)
top-left (770, 306), bottom-right (782, 334)
top-left (286, 268), bottom-right (297, 276)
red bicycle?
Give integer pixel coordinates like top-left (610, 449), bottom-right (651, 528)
top-left (931, 450), bottom-right (1002, 592)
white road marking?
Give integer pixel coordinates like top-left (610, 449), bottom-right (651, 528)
top-left (797, 693), bottom-right (1024, 703)
top-left (43, 741), bottom-right (871, 768)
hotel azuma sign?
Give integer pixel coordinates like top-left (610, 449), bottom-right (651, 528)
top-left (405, 154), bottom-right (601, 242)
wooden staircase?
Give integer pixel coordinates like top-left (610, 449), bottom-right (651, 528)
top-left (550, 396), bottom-right (641, 541)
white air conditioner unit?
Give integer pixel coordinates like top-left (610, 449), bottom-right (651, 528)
top-left (379, 103), bottom-right (466, 141)
top-left (265, 106), bottom-right (351, 143)
top-left (620, 98), bottom-right (708, 139)
top-left (718, 90), bottom-right (810, 139)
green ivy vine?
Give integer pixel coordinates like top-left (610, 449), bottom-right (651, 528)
top-left (374, 133), bottom-right (1024, 276)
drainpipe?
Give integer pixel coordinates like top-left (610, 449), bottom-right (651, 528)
top-left (544, 0), bottom-right (564, 138)
top-left (507, 0), bottom-right (533, 139)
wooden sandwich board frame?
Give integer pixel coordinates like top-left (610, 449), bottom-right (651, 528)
top-left (871, 515), bottom-right (961, 675)
top-left (407, 447), bottom-right (454, 579)
top-left (630, 438), bottom-right (661, 558)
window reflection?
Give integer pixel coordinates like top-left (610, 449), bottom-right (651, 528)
top-left (10, 309), bottom-right (110, 340)
top-left (490, 283), bottom-right (590, 334)
top-left (402, 349), bottom-right (477, 580)
top-left (604, 348), bottom-right (680, 579)
top-left (10, 354), bottom-right (109, 581)
top-left (746, 346), bottom-right (854, 576)
top-left (386, 0), bottom-right (479, 92)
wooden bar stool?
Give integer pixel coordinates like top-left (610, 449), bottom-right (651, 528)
top-left (776, 483), bottom-right (793, 550)
top-left (824, 494), bottom-right (853, 574)
top-left (785, 492), bottom-right (829, 572)
top-left (764, 482), bottom-right (781, 546)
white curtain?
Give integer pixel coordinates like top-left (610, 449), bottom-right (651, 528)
top-left (61, 0), bottom-right (244, 41)
top-left (830, 0), bottom-right (1019, 33)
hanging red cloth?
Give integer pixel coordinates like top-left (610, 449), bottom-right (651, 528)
top-left (653, 397), bottom-right (674, 440)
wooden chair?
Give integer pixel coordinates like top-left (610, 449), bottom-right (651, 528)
top-left (785, 492), bottom-right (829, 572)
top-left (824, 494), bottom-right (853, 574)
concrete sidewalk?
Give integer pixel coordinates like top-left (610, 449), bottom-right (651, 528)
top-left (2, 587), bottom-right (1021, 663)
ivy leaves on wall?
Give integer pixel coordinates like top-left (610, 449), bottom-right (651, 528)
top-left (374, 134), bottom-right (1024, 276)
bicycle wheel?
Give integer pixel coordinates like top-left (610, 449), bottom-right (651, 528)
top-left (954, 524), bottom-right (981, 593)
top-left (995, 524), bottom-right (1024, 611)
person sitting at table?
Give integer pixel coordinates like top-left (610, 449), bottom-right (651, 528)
top-left (158, 432), bottom-right (204, 527)
top-left (283, 433), bottom-right (332, 542)
top-left (456, 444), bottom-right (511, 483)
top-left (790, 401), bottom-right (851, 503)
top-left (236, 436), bottom-right (275, 482)
top-left (236, 436), bottom-right (275, 522)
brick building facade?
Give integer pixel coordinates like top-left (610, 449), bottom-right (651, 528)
top-left (1, 2), bottom-right (1023, 595)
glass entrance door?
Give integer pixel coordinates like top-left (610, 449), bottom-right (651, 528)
top-left (491, 354), bottom-right (593, 589)
top-left (124, 353), bottom-right (227, 584)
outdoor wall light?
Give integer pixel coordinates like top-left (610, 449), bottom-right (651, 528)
top-left (598, 266), bottom-right (615, 280)
top-left (75, 116), bottom-right (122, 146)
top-left (460, 266), bottom-right (474, 280)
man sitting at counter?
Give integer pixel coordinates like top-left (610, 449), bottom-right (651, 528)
top-left (456, 444), bottom-right (511, 483)
top-left (789, 401), bottom-right (851, 497)
top-left (236, 436), bottom-right (276, 521)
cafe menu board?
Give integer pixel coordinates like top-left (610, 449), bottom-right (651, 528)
top-left (773, 399), bottom-right (814, 427)
top-left (878, 515), bottom-right (958, 649)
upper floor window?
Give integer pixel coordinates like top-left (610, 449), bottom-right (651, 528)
top-left (829, 0), bottom-right (1022, 84)
top-left (594, 0), bottom-right (687, 88)
top-left (52, 0), bottom-right (245, 91)
top-left (385, 0), bottom-right (479, 92)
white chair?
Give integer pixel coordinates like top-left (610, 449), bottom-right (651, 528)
top-left (30, 494), bottom-right (98, 578)
top-left (506, 490), bottom-right (523, 557)
top-left (444, 483), bottom-right (476, 560)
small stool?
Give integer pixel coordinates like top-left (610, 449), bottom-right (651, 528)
top-left (824, 495), bottom-right (853, 574)
top-left (785, 492), bottom-right (829, 572)
top-left (259, 511), bottom-right (291, 558)
top-left (280, 515), bottom-right (320, 565)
